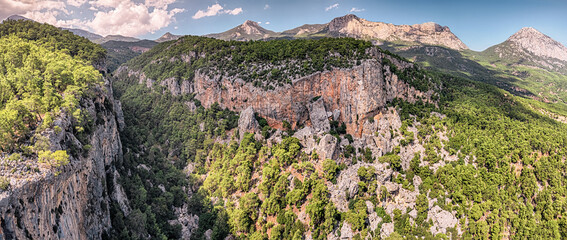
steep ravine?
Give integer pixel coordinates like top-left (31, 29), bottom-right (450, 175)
top-left (0, 80), bottom-right (126, 240)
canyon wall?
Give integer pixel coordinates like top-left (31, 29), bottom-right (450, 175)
top-left (0, 81), bottom-right (125, 240)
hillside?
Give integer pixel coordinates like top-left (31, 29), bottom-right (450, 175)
top-left (0, 20), bottom-right (125, 239)
top-left (109, 36), bottom-right (567, 239)
top-left (101, 40), bottom-right (158, 73)
top-left (206, 20), bottom-right (279, 41)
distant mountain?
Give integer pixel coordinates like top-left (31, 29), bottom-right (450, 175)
top-left (93, 35), bottom-right (140, 44)
top-left (62, 28), bottom-right (103, 41)
top-left (206, 20), bottom-right (279, 41)
top-left (101, 40), bottom-right (157, 72)
top-left (206, 15), bottom-right (467, 50)
top-left (281, 24), bottom-right (327, 37)
top-left (156, 32), bottom-right (183, 42)
top-left (3, 15), bottom-right (30, 21)
top-left (482, 27), bottom-right (567, 72)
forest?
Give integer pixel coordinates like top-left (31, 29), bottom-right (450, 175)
top-left (0, 20), bottom-right (104, 167)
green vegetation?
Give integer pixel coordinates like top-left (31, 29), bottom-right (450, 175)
top-left (126, 36), bottom-right (372, 88)
top-left (0, 19), bottom-right (106, 65)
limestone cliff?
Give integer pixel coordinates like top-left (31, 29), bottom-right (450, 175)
top-left (0, 80), bottom-right (125, 240)
top-left (192, 53), bottom-right (434, 137)
top-left (119, 50), bottom-right (435, 138)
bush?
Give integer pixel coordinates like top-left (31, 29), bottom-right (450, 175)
top-left (38, 150), bottom-right (70, 168)
top-left (0, 176), bottom-right (9, 190)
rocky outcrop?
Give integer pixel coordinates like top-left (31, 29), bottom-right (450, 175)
top-left (309, 98), bottom-right (331, 133)
top-left (507, 27), bottom-right (567, 62)
top-left (0, 80), bottom-right (125, 240)
top-left (194, 54), bottom-right (433, 137)
top-left (427, 205), bottom-right (458, 235)
top-left (238, 106), bottom-right (261, 140)
top-left (328, 14), bottom-right (468, 50)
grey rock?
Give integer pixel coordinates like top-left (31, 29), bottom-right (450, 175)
top-left (292, 127), bottom-right (316, 153)
top-left (309, 98), bottom-right (331, 133)
top-left (316, 134), bottom-right (338, 160)
top-left (340, 222), bottom-right (354, 240)
top-left (427, 205), bottom-right (458, 235)
top-left (380, 222), bottom-right (394, 239)
top-left (238, 106), bottom-right (260, 140)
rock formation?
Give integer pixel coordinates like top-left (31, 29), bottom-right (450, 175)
top-left (0, 81), bottom-right (125, 240)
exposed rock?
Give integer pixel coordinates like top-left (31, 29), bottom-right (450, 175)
top-left (193, 57), bottom-right (433, 137)
top-left (327, 14), bottom-right (468, 50)
top-left (0, 81), bottom-right (124, 240)
top-left (309, 98), bottom-right (331, 133)
top-left (340, 222), bottom-right (354, 240)
top-left (292, 127), bottom-right (317, 153)
top-left (368, 212), bottom-right (382, 232)
top-left (204, 229), bottom-right (213, 240)
top-left (238, 106), bottom-right (261, 140)
top-left (507, 27), bottom-right (567, 62)
top-left (169, 205), bottom-right (200, 240)
top-left (111, 170), bottom-right (131, 216)
top-left (316, 134), bottom-right (338, 160)
top-left (380, 222), bottom-right (395, 239)
top-left (428, 205), bottom-right (458, 235)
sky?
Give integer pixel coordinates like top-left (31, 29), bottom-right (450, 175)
top-left (1, 0), bottom-right (566, 51)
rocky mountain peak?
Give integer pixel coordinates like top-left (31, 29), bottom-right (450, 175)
top-left (156, 32), bottom-right (182, 42)
top-left (240, 20), bottom-right (264, 35)
top-left (506, 27), bottom-right (567, 62)
top-left (328, 14), bottom-right (361, 32)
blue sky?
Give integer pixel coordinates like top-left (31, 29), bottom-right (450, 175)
top-left (2, 0), bottom-right (566, 51)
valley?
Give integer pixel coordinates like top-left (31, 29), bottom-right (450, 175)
top-left (0, 7), bottom-right (567, 240)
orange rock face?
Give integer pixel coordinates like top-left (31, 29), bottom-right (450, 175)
top-left (194, 54), bottom-right (433, 137)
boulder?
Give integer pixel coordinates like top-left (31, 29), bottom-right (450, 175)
top-left (316, 134), bottom-right (338, 160)
top-left (428, 205), bottom-right (458, 235)
top-left (309, 98), bottom-right (330, 133)
top-left (238, 106), bottom-right (260, 140)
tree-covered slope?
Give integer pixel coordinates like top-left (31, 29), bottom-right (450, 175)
top-left (111, 35), bottom-right (567, 240)
top-left (0, 20), bottom-right (105, 168)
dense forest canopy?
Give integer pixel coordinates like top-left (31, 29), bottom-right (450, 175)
top-left (0, 19), bottom-right (106, 65)
top-left (0, 20), bottom-right (104, 162)
top-left (126, 36), bottom-right (373, 87)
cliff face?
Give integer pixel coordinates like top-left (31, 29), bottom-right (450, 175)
top-left (193, 54), bottom-right (433, 136)
top-left (326, 15), bottom-right (468, 50)
top-left (0, 80), bottom-right (125, 240)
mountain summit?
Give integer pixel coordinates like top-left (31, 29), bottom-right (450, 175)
top-left (321, 14), bottom-right (468, 50)
top-left (206, 15), bottom-right (468, 50)
top-left (506, 27), bottom-right (567, 62)
top-left (206, 20), bottom-right (278, 41)
top-left (156, 32), bottom-right (183, 42)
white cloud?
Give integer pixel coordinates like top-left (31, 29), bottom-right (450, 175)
top-left (264, 4), bottom-right (269, 10)
top-left (88, 0), bottom-right (122, 8)
top-left (350, 7), bottom-right (365, 12)
top-left (0, 0), bottom-right (67, 20)
top-left (145, 0), bottom-right (176, 9)
top-left (265, 21), bottom-right (270, 25)
top-left (87, 1), bottom-right (184, 36)
top-left (67, 0), bottom-right (86, 7)
top-left (325, 3), bottom-right (338, 11)
top-left (192, 3), bottom-right (243, 19)
top-left (0, 0), bottom-right (184, 37)
top-left (224, 7), bottom-right (242, 15)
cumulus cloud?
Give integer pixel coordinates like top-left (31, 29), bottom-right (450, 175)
top-left (264, 4), bottom-right (270, 10)
top-left (265, 21), bottom-right (270, 25)
top-left (0, 0), bottom-right (184, 37)
top-left (87, 1), bottom-right (184, 36)
top-left (325, 3), bottom-right (339, 11)
top-left (67, 0), bottom-right (87, 7)
top-left (192, 3), bottom-right (243, 19)
top-left (350, 7), bottom-right (365, 12)
top-left (0, 0), bottom-right (66, 20)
